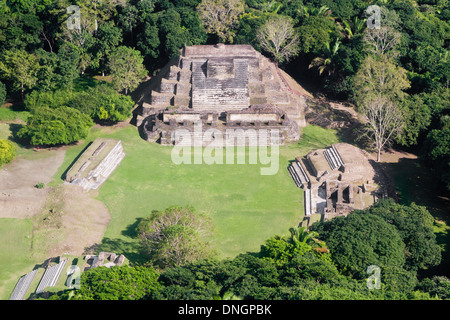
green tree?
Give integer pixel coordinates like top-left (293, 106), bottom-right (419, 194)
top-left (70, 266), bottom-right (161, 300)
top-left (423, 127), bottom-right (450, 192)
top-left (137, 206), bottom-right (215, 269)
top-left (69, 84), bottom-right (134, 122)
top-left (0, 49), bottom-right (40, 100)
top-left (395, 94), bottom-right (431, 147)
top-left (108, 46), bottom-right (147, 95)
top-left (0, 13), bottom-right (43, 51)
top-left (0, 81), bottom-right (6, 105)
top-left (17, 106), bottom-right (93, 146)
top-left (310, 212), bottom-right (406, 279)
top-left (363, 199), bottom-right (441, 271)
top-left (92, 21), bottom-right (123, 76)
top-left (0, 139), bottom-right (16, 167)
top-left (297, 15), bottom-right (340, 54)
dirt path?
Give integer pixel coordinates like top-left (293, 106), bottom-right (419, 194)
top-left (41, 185), bottom-right (111, 257)
top-left (0, 150), bottom-right (66, 219)
top-left (0, 149), bottom-right (111, 257)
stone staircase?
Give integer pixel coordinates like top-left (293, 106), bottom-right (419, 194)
top-left (323, 145), bottom-right (344, 170)
top-left (35, 258), bottom-right (67, 294)
top-left (288, 159), bottom-right (310, 188)
top-left (9, 269), bottom-right (38, 300)
top-left (304, 188), bottom-right (312, 216)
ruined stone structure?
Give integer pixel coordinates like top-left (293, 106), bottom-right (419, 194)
top-left (135, 44), bottom-right (308, 145)
top-left (288, 143), bottom-right (381, 219)
top-left (64, 139), bottom-right (125, 191)
top-left (84, 252), bottom-right (126, 271)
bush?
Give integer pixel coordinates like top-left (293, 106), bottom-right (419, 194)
top-left (0, 139), bottom-right (16, 167)
top-left (24, 89), bottom-right (74, 112)
top-left (69, 84), bottom-right (134, 122)
top-left (35, 182), bottom-right (45, 189)
top-left (25, 84), bottom-right (134, 123)
top-left (17, 106), bottom-right (93, 146)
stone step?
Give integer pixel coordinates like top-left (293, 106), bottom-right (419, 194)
top-left (36, 259), bottom-right (67, 294)
top-left (304, 188), bottom-right (312, 216)
top-left (10, 269), bottom-right (38, 300)
top-left (294, 160), bottom-right (310, 184)
top-left (288, 165), bottom-right (302, 188)
top-left (323, 146), bottom-right (344, 170)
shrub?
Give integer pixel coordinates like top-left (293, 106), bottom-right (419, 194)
top-left (17, 106), bottom-right (93, 146)
top-left (0, 139), bottom-right (16, 167)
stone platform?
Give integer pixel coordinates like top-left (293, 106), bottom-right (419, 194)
top-left (135, 44), bottom-right (310, 145)
top-left (64, 139), bottom-right (125, 191)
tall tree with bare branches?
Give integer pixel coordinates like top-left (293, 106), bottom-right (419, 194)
top-left (256, 15), bottom-right (299, 65)
top-left (353, 55), bottom-right (410, 161)
top-left (360, 95), bottom-right (405, 162)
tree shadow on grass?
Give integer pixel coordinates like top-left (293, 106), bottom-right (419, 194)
top-left (8, 123), bottom-right (27, 143)
top-left (83, 237), bottom-right (147, 266)
top-left (121, 218), bottom-right (143, 239)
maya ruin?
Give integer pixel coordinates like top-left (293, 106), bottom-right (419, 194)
top-left (288, 143), bottom-right (383, 220)
top-left (134, 44), bottom-right (310, 146)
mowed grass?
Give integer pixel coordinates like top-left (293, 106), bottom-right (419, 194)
top-left (51, 124), bottom-right (340, 259)
top-left (0, 122), bottom-right (340, 298)
top-left (0, 218), bottom-right (35, 300)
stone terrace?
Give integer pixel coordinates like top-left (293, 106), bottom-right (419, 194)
top-left (135, 44), bottom-right (309, 145)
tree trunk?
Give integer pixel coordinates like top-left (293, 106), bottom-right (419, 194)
top-left (377, 148), bottom-right (381, 162)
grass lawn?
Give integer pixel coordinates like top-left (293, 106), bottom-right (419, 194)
top-left (0, 218), bottom-right (35, 300)
top-left (51, 124), bottom-right (340, 260)
top-left (0, 122), bottom-right (341, 298)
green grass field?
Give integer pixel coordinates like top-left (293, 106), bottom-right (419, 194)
top-left (0, 120), bottom-right (341, 298)
top-left (0, 218), bottom-right (35, 299)
top-left (47, 124), bottom-right (340, 260)
top-left (75, 124), bottom-right (340, 259)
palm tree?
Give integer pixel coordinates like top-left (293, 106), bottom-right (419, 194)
top-left (288, 226), bottom-right (329, 253)
top-left (342, 16), bottom-right (366, 39)
top-left (298, 5), bottom-right (332, 18)
top-left (288, 226), bottom-right (318, 244)
top-left (260, 0), bottom-right (282, 13)
top-left (308, 39), bottom-right (341, 76)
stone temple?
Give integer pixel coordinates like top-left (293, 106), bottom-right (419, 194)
top-left (134, 44), bottom-right (310, 146)
top-left (288, 143), bottom-right (383, 219)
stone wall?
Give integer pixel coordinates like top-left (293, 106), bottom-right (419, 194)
top-left (65, 139), bottom-right (125, 191)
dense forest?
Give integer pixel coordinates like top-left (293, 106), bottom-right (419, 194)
top-left (42, 201), bottom-right (449, 300)
top-left (0, 0), bottom-right (449, 300)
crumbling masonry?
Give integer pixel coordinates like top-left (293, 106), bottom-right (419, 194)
top-left (135, 44), bottom-right (309, 146)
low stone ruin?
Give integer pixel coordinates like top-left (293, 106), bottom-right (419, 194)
top-left (35, 257), bottom-right (68, 294)
top-left (84, 252), bottom-right (126, 271)
top-left (9, 256), bottom-right (68, 300)
top-left (64, 139), bottom-right (125, 191)
top-left (142, 104), bottom-right (299, 146)
top-left (135, 44), bottom-right (309, 146)
top-left (288, 143), bottom-right (382, 219)
top-left (9, 269), bottom-right (38, 300)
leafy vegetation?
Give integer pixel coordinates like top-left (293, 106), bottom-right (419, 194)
top-left (0, 0), bottom-right (448, 301)
top-left (17, 106), bottom-right (93, 146)
top-left (0, 139), bottom-right (16, 167)
top-left (46, 200), bottom-right (447, 300)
